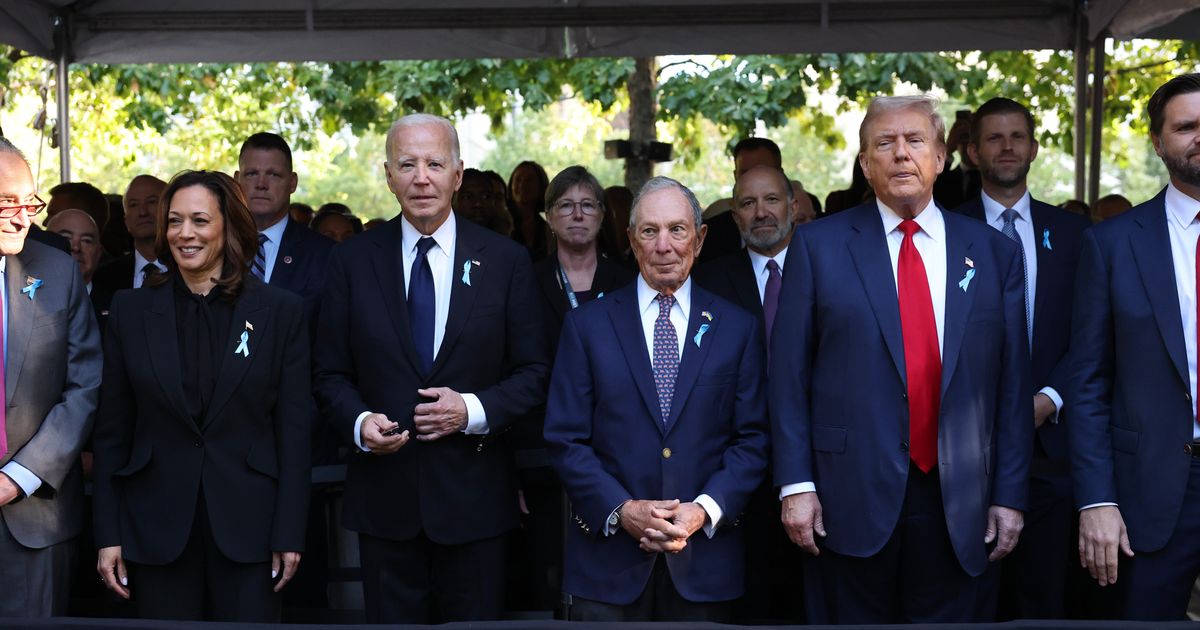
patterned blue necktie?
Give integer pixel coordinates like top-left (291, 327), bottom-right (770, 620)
top-left (409, 236), bottom-right (437, 373)
top-left (251, 233), bottom-right (268, 281)
top-left (652, 293), bottom-right (679, 422)
top-left (1001, 208), bottom-right (1032, 345)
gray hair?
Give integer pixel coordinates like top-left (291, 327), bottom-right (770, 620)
top-left (732, 166), bottom-right (794, 203)
top-left (0, 137), bottom-right (29, 166)
top-left (385, 113), bottom-right (461, 164)
top-left (546, 165), bottom-right (606, 210)
top-left (629, 176), bottom-right (703, 230)
top-left (858, 95), bottom-right (947, 153)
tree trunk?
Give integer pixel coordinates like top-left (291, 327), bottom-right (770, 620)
top-left (625, 57), bottom-right (657, 193)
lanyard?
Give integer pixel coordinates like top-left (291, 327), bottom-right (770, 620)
top-left (558, 262), bottom-right (580, 310)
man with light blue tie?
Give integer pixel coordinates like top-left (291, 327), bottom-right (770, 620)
top-left (0, 137), bottom-right (101, 616)
top-left (951, 97), bottom-right (1091, 619)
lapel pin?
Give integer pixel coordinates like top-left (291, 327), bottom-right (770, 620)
top-left (461, 260), bottom-right (473, 286)
top-left (701, 310), bottom-right (713, 321)
top-left (234, 320), bottom-right (253, 357)
top-left (693, 323), bottom-right (711, 348)
top-left (958, 267), bottom-right (976, 292)
top-left (21, 276), bottom-right (42, 300)
top-left (964, 257), bottom-right (974, 268)
top-left (283, 255), bottom-right (293, 264)
top-left (1042, 229), bottom-right (1052, 250)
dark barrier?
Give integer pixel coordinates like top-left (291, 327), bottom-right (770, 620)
top-left (3, 619), bottom-right (1199, 629)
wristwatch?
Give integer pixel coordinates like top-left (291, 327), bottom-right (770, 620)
top-left (608, 499), bottom-right (629, 531)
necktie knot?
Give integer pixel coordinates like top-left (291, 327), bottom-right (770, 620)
top-left (1002, 208), bottom-right (1019, 226)
top-left (656, 293), bottom-right (675, 317)
top-left (415, 236), bottom-right (436, 258)
top-left (258, 232), bottom-right (269, 246)
top-left (899, 219), bottom-right (920, 239)
top-left (141, 262), bottom-right (156, 277)
top-left (766, 259), bottom-right (780, 274)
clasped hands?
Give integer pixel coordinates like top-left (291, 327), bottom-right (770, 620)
top-left (620, 499), bottom-right (707, 554)
top-left (360, 387), bottom-right (468, 453)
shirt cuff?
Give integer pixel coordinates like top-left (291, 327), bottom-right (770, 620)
top-left (1080, 502), bottom-right (1118, 511)
top-left (694, 494), bottom-right (723, 538)
top-left (1039, 387), bottom-right (1064, 424)
top-left (462, 394), bottom-right (489, 435)
top-left (779, 482), bottom-right (816, 500)
top-left (353, 411), bottom-right (373, 452)
top-left (1, 462), bottom-right (42, 498)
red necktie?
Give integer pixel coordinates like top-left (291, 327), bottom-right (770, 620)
top-left (898, 219), bottom-right (941, 472)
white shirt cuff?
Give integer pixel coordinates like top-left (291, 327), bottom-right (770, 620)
top-left (353, 411), bottom-right (373, 452)
top-left (779, 482), bottom-right (816, 500)
top-left (462, 394), bottom-right (489, 434)
top-left (1, 462), bottom-right (42, 498)
top-left (1039, 386), bottom-right (1063, 424)
top-left (694, 494), bottom-right (723, 538)
top-left (1080, 502), bottom-right (1118, 511)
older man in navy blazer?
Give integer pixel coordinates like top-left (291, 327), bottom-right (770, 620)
top-left (545, 176), bottom-right (769, 622)
top-left (1071, 73), bottom-right (1200, 620)
top-left (770, 95), bottom-right (1033, 623)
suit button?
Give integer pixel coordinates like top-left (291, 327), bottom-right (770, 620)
top-left (193, 440), bottom-right (202, 448)
top-left (902, 393), bottom-right (908, 400)
top-left (1187, 392), bottom-right (1193, 401)
top-left (662, 448), bottom-right (672, 459)
top-left (1187, 443), bottom-right (1194, 455)
top-left (900, 441), bottom-right (909, 452)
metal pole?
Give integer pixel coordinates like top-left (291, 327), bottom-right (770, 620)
top-left (1088, 35), bottom-right (1106, 206)
top-left (1073, 14), bottom-right (1088, 202)
top-left (54, 15), bottom-right (71, 183)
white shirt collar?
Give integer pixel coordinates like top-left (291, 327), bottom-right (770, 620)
top-left (0, 256), bottom-right (5, 273)
top-left (132, 248), bottom-right (162, 273)
top-left (259, 215), bottom-right (288, 244)
top-left (637, 273), bottom-right (692, 318)
top-left (747, 245), bottom-right (788, 279)
top-left (981, 189), bottom-right (1032, 225)
top-left (1166, 183), bottom-right (1200, 230)
top-left (877, 198), bottom-right (944, 242)
top-left (401, 211), bottom-right (457, 255)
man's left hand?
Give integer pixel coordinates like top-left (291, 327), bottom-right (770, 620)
top-left (1033, 393), bottom-right (1057, 429)
top-left (985, 505), bottom-right (1024, 562)
top-left (638, 501), bottom-right (706, 554)
top-left (414, 387), bottom-right (468, 441)
top-left (0, 473), bottom-right (21, 506)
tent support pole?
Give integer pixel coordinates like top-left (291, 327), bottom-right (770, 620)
top-left (1073, 12), bottom-right (1088, 202)
top-left (1088, 34), bottom-right (1106, 206)
top-left (54, 14), bottom-right (71, 183)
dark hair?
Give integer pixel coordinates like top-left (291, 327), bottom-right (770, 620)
top-left (239, 132), bottom-right (294, 171)
top-left (1149, 73), bottom-right (1200, 136)
top-left (732, 137), bottom-right (782, 166)
top-left (316, 202), bottom-right (352, 216)
top-left (310, 210), bottom-right (363, 235)
top-left (969, 97), bottom-right (1036, 145)
top-left (507, 160), bottom-right (550, 212)
top-left (48, 181), bottom-right (110, 230)
top-left (147, 170), bottom-right (259, 300)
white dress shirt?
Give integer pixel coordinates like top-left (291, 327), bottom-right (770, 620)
top-left (781, 199), bottom-right (947, 500)
top-left (257, 216), bottom-right (288, 284)
top-left (0, 257), bottom-right (42, 497)
top-left (747, 246), bottom-right (788, 303)
top-left (611, 274), bottom-right (720, 537)
top-left (353, 212), bottom-right (487, 452)
top-left (981, 190), bottom-right (1064, 417)
top-left (131, 249), bottom-right (166, 289)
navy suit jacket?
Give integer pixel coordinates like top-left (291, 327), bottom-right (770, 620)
top-left (694, 249), bottom-right (766, 333)
top-left (1069, 189), bottom-right (1194, 552)
top-left (769, 202), bottom-right (1033, 577)
top-left (314, 215), bottom-right (550, 545)
top-left (545, 281), bottom-right (769, 604)
top-left (953, 195), bottom-right (1091, 461)
top-left (267, 219), bottom-right (333, 337)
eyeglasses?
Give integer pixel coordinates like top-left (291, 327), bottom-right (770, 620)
top-left (553, 198), bottom-right (602, 217)
top-left (0, 195), bottom-right (46, 220)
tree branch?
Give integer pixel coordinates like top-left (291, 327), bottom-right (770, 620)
top-left (656, 59), bottom-right (707, 78)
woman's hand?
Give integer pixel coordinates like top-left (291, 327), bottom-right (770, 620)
top-left (271, 551), bottom-right (302, 592)
top-left (97, 546), bottom-right (130, 599)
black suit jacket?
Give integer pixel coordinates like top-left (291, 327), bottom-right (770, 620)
top-left (92, 276), bottom-right (312, 565)
top-left (532, 253), bottom-right (636, 357)
top-left (267, 219), bottom-right (334, 337)
top-left (92, 254), bottom-right (135, 295)
top-left (952, 194), bottom-right (1091, 461)
top-left (314, 214), bottom-right (550, 545)
top-left (694, 249), bottom-right (765, 333)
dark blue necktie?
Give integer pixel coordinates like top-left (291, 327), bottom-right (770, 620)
top-left (409, 236), bottom-right (437, 373)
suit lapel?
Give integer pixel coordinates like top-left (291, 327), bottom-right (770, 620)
top-left (1130, 196), bottom-right (1189, 386)
top-left (202, 282), bottom-right (268, 431)
top-left (142, 281), bottom-right (195, 431)
top-left (1030, 202), bottom-right (1051, 341)
top-left (609, 287), bottom-right (663, 433)
top-left (4, 254), bottom-right (34, 402)
top-left (664, 289), bottom-right (718, 435)
top-left (268, 219), bottom-right (298, 289)
top-left (430, 219), bottom-right (482, 378)
top-left (369, 220), bottom-right (422, 374)
top-left (535, 257), bottom-right (570, 324)
top-left (732, 251), bottom-right (764, 319)
top-left (846, 207), bottom-right (907, 387)
top-left (940, 217), bottom-right (976, 394)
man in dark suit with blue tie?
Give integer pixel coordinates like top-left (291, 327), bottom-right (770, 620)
top-left (314, 114), bottom-right (549, 623)
top-left (770, 95), bottom-right (1033, 623)
top-left (1071, 73), bottom-right (1200, 620)
top-left (545, 176), bottom-right (769, 622)
top-left (952, 97), bottom-right (1091, 619)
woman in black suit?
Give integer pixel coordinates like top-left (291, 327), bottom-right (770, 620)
top-left (93, 170), bottom-right (311, 622)
top-left (512, 165), bottom-right (635, 611)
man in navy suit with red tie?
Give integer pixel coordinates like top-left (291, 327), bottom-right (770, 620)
top-left (1071, 73), bottom-right (1200, 620)
top-left (770, 95), bottom-right (1032, 623)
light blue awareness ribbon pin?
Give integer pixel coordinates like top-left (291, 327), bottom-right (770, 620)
top-left (234, 330), bottom-right (250, 357)
top-left (693, 323), bottom-right (710, 348)
top-left (1042, 228), bottom-right (1052, 250)
top-left (958, 268), bottom-right (976, 292)
top-left (20, 278), bottom-right (42, 300)
top-left (461, 260), bottom-right (472, 286)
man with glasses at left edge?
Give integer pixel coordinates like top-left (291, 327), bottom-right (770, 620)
top-left (0, 137), bottom-right (101, 617)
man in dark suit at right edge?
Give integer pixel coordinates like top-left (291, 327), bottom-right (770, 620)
top-left (1070, 73), bottom-right (1200, 620)
top-left (951, 97), bottom-right (1091, 620)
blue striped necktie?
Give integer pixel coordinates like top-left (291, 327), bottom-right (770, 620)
top-left (251, 233), bottom-right (268, 280)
